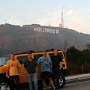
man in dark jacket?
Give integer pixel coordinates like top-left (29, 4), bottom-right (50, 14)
top-left (51, 49), bottom-right (62, 88)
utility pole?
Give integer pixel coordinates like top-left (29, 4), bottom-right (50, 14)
top-left (63, 40), bottom-right (68, 60)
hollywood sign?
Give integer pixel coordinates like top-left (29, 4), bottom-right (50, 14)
top-left (34, 27), bottom-right (59, 33)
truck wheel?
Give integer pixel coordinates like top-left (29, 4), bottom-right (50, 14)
top-left (58, 73), bottom-right (65, 88)
top-left (0, 79), bottom-right (10, 90)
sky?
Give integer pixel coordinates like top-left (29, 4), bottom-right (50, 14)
top-left (0, 0), bottom-right (90, 34)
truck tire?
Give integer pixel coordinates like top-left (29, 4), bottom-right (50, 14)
top-left (0, 78), bottom-right (10, 90)
top-left (58, 73), bottom-right (65, 88)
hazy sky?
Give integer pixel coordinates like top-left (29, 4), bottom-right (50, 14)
top-left (0, 0), bottom-right (90, 34)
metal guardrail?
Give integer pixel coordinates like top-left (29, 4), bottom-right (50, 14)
top-left (65, 73), bottom-right (90, 81)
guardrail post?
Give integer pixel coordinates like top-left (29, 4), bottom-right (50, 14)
top-left (82, 64), bottom-right (83, 74)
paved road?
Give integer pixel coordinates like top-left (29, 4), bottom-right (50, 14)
top-left (21, 80), bottom-right (90, 90)
top-left (61, 80), bottom-right (90, 90)
top-left (20, 73), bottom-right (90, 90)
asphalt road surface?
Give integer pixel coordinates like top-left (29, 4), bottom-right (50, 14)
top-left (61, 80), bottom-right (90, 90)
top-left (21, 80), bottom-right (90, 90)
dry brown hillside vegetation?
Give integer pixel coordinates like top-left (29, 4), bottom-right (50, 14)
top-left (0, 23), bottom-right (90, 57)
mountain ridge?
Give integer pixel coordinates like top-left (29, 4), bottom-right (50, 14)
top-left (0, 23), bottom-right (90, 57)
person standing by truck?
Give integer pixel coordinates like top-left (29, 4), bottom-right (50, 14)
top-left (51, 49), bottom-right (62, 88)
top-left (38, 51), bottom-right (56, 90)
top-left (24, 53), bottom-right (38, 90)
top-left (6, 53), bottom-right (21, 90)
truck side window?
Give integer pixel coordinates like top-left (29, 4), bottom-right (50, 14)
top-left (17, 56), bottom-right (28, 63)
top-left (34, 54), bottom-right (43, 61)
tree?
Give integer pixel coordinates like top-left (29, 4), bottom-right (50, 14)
top-left (85, 43), bottom-right (90, 50)
top-left (66, 46), bottom-right (81, 65)
top-left (63, 40), bottom-right (68, 59)
top-left (82, 49), bottom-right (90, 64)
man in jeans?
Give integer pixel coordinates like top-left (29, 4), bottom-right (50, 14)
top-left (6, 53), bottom-right (21, 90)
top-left (51, 49), bottom-right (62, 88)
top-left (24, 53), bottom-right (38, 90)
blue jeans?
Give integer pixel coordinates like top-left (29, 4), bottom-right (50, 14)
top-left (27, 73), bottom-right (38, 90)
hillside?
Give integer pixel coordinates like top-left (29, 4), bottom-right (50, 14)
top-left (0, 23), bottom-right (90, 57)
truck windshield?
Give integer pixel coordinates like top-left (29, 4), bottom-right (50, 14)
top-left (0, 56), bottom-right (10, 66)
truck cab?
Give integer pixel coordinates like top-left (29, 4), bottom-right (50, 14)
top-left (0, 49), bottom-right (68, 90)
